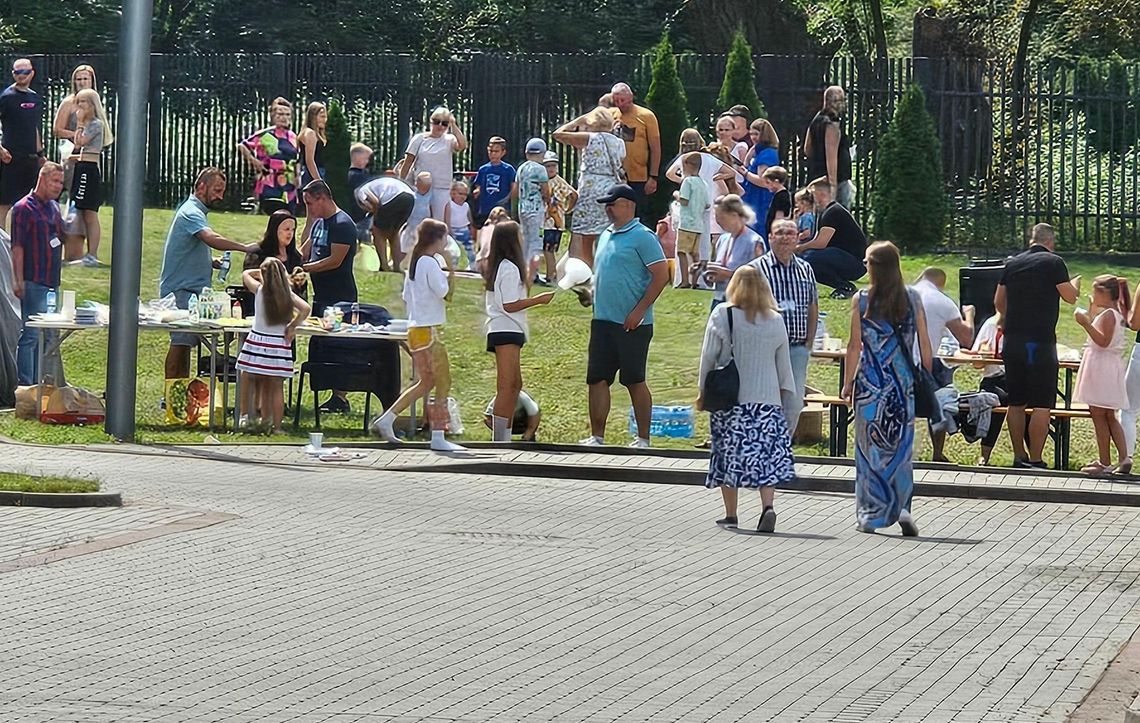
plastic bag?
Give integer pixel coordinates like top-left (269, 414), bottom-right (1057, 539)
top-left (41, 386), bottom-right (105, 425)
top-left (164, 378), bottom-right (211, 426)
top-left (14, 384), bottom-right (53, 420)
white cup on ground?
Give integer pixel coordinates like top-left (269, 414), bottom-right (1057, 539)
top-left (309, 432), bottom-right (323, 450)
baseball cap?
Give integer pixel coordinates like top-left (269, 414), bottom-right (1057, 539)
top-left (542, 151), bottom-right (559, 165)
top-left (594, 183), bottom-right (638, 204)
top-left (525, 137), bottom-right (547, 155)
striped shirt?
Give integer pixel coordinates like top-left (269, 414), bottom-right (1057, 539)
top-left (11, 191), bottom-right (63, 287)
top-left (749, 251), bottom-right (817, 344)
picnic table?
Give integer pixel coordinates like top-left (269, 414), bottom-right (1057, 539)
top-left (26, 315), bottom-right (409, 432)
top-left (808, 346), bottom-right (1086, 467)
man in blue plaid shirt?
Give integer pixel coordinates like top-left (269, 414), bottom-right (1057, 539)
top-left (11, 162), bottom-right (64, 385)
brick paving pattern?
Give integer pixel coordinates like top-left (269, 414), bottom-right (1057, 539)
top-left (1, 443), bottom-right (1138, 722)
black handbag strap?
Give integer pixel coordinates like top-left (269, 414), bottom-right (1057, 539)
top-left (726, 306), bottom-right (735, 357)
top-left (890, 293), bottom-right (921, 376)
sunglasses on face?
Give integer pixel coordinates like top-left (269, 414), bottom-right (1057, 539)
top-left (13, 69), bottom-right (32, 76)
top-left (431, 119), bottom-right (448, 126)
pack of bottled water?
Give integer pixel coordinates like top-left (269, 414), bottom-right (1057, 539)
top-left (628, 405), bottom-right (694, 439)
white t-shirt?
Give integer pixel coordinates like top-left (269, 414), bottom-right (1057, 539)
top-left (355, 177), bottom-right (413, 209)
top-left (485, 258), bottom-right (528, 337)
top-left (446, 200), bottom-right (472, 232)
top-left (406, 133), bottom-right (458, 189)
top-left (970, 315), bottom-right (1005, 378)
top-left (402, 255), bottom-right (450, 327)
top-left (913, 278), bottom-right (962, 355)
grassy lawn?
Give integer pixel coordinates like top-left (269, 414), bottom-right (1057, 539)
top-left (1, 206), bottom-right (1136, 469)
top-left (0, 471), bottom-right (100, 494)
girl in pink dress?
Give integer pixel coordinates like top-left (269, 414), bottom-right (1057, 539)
top-left (1074, 275), bottom-right (1132, 475)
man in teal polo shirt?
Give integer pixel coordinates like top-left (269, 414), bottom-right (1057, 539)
top-left (581, 183), bottom-right (669, 448)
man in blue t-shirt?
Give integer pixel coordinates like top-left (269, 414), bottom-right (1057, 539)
top-left (300, 179), bottom-right (359, 414)
top-left (471, 136), bottom-right (516, 227)
top-left (159, 167), bottom-right (258, 381)
top-left (0, 58), bottom-right (45, 230)
top-left (582, 183), bottom-right (669, 448)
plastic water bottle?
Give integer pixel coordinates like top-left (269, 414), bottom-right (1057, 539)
top-left (814, 311), bottom-right (828, 351)
top-left (351, 301), bottom-right (360, 326)
top-left (45, 289), bottom-right (57, 313)
top-left (187, 293), bottom-right (199, 324)
top-left (216, 251), bottom-right (232, 284)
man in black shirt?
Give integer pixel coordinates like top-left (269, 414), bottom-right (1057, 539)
top-left (995, 223), bottom-right (1081, 469)
top-left (0, 58), bottom-right (44, 230)
top-left (795, 178), bottom-right (867, 299)
top-left (802, 86), bottom-right (853, 208)
top-left (300, 179), bottom-right (359, 414)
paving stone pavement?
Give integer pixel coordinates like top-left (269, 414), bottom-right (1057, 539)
top-left (2, 443), bottom-right (1140, 722)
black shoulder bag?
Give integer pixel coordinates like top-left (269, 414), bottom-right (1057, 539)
top-left (703, 307), bottom-right (740, 412)
top-left (892, 297), bottom-right (941, 422)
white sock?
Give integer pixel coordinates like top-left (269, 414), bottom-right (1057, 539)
top-left (430, 429), bottom-right (467, 452)
top-left (372, 410), bottom-right (399, 443)
top-left (492, 415), bottom-right (511, 442)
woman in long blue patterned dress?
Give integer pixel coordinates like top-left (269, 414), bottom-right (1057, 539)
top-left (840, 241), bottom-right (932, 536)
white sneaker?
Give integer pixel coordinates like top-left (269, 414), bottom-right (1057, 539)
top-left (628, 438), bottom-right (650, 449)
top-left (579, 435), bottom-right (603, 446)
top-left (81, 254), bottom-right (99, 267)
top-left (370, 414), bottom-right (399, 443)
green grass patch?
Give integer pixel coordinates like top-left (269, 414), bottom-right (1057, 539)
top-left (0, 472), bottom-right (100, 494)
top-left (2, 206), bottom-right (1137, 469)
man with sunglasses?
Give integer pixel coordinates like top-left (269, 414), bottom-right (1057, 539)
top-left (0, 59), bottom-right (44, 230)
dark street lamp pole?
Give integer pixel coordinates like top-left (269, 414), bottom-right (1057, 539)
top-left (105, 0), bottom-right (153, 441)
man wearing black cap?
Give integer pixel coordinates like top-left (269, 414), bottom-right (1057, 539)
top-left (581, 183), bottom-right (669, 449)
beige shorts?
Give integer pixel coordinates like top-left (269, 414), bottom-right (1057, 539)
top-left (676, 229), bottom-right (701, 256)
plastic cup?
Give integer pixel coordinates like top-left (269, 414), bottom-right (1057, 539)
top-left (61, 291), bottom-right (76, 320)
top-left (309, 432), bottom-right (323, 450)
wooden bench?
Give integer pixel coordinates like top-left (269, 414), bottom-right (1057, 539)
top-left (804, 394), bottom-right (1092, 469)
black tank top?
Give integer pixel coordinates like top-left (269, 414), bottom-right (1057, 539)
top-left (301, 135), bottom-right (326, 175)
top-left (806, 111), bottom-right (851, 184)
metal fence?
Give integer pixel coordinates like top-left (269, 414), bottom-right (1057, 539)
top-left (21, 52), bottom-right (1140, 251)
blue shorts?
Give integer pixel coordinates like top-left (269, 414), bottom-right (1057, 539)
top-left (169, 289), bottom-right (197, 347)
top-left (543, 229), bottom-right (563, 252)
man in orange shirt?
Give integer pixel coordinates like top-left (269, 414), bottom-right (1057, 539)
top-left (609, 82), bottom-right (661, 217)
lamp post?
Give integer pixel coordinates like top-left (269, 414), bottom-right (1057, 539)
top-left (104, 0), bottom-right (153, 441)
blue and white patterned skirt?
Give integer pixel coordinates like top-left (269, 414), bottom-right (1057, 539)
top-left (705, 403), bottom-right (796, 489)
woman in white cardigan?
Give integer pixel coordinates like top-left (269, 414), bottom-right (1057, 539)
top-left (697, 265), bottom-right (801, 533)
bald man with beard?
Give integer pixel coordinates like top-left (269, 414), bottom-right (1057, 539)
top-left (803, 85), bottom-right (854, 208)
top-left (608, 82), bottom-right (661, 218)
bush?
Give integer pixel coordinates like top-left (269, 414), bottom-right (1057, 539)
top-left (716, 27), bottom-right (765, 120)
top-left (324, 99), bottom-right (352, 209)
top-left (644, 31), bottom-right (690, 222)
top-left (872, 84), bottom-right (946, 250)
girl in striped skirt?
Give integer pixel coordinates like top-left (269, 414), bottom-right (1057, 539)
top-left (237, 257), bottom-right (311, 433)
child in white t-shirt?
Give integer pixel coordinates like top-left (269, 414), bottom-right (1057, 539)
top-left (444, 179), bottom-right (476, 269)
top-left (371, 218), bottom-right (464, 451)
top-left (483, 220), bottom-right (554, 441)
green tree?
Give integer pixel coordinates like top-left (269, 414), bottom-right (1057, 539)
top-left (716, 27), bottom-right (765, 120)
top-left (872, 84), bottom-right (946, 250)
top-left (644, 31), bottom-right (690, 220)
top-left (1075, 54), bottom-right (1140, 156)
top-left (324, 100), bottom-right (352, 209)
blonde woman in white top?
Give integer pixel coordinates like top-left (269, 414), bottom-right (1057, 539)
top-left (371, 219), bottom-right (465, 451)
top-left (697, 265), bottom-right (800, 533)
top-left (483, 220), bottom-right (554, 441)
